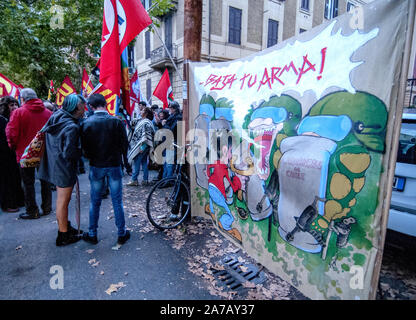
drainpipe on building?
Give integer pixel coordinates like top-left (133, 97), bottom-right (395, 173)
top-left (208, 0), bottom-right (212, 63)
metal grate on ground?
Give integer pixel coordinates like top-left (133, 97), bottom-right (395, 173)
top-left (210, 256), bottom-right (266, 294)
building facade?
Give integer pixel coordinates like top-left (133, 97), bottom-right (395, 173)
top-left (132, 0), bottom-right (416, 108)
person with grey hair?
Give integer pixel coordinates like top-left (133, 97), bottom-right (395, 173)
top-left (6, 88), bottom-right (52, 220)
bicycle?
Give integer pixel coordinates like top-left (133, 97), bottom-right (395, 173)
top-left (146, 143), bottom-right (192, 230)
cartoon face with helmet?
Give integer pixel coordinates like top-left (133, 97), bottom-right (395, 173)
top-left (231, 95), bottom-right (302, 223)
top-left (277, 91), bottom-right (388, 258)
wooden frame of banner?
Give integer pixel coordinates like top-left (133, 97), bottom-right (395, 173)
top-left (181, 59), bottom-right (191, 182)
top-left (370, 0), bottom-right (416, 300)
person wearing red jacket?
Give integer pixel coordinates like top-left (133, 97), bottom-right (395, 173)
top-left (207, 141), bottom-right (242, 243)
top-left (6, 88), bottom-right (52, 219)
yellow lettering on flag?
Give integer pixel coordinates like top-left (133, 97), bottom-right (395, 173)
top-left (0, 73), bottom-right (20, 99)
top-left (56, 77), bottom-right (77, 106)
top-left (1, 81), bottom-right (11, 94)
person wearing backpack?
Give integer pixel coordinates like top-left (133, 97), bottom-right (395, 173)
top-left (6, 88), bottom-right (52, 220)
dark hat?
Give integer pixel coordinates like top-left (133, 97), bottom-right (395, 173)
top-left (169, 101), bottom-right (180, 110)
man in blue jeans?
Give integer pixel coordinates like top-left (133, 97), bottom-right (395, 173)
top-left (80, 94), bottom-right (130, 245)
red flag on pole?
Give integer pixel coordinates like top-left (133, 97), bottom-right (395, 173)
top-left (56, 76), bottom-right (77, 107)
top-left (99, 0), bottom-right (152, 96)
top-left (81, 69), bottom-right (94, 95)
top-left (153, 69), bottom-right (174, 109)
top-left (0, 83), bottom-right (8, 97)
top-left (47, 80), bottom-right (54, 101)
top-left (130, 70), bottom-right (148, 111)
top-left (0, 73), bottom-right (20, 99)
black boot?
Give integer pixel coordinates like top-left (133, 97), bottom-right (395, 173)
top-left (68, 221), bottom-right (83, 235)
top-left (56, 231), bottom-right (81, 246)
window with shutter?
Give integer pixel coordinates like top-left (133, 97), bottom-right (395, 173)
top-left (165, 15), bottom-right (173, 55)
top-left (267, 19), bottom-right (278, 48)
top-left (324, 0), bottom-right (339, 19)
top-left (347, 2), bottom-right (356, 12)
top-left (301, 0), bottom-right (309, 11)
top-left (228, 7), bottom-right (242, 45)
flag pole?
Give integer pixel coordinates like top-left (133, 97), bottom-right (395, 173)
top-left (88, 83), bottom-right (103, 97)
top-left (86, 74), bottom-right (93, 92)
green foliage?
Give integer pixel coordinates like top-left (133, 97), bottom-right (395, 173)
top-left (0, 0), bottom-right (174, 99)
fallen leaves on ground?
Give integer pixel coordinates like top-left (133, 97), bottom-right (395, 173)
top-left (123, 185), bottom-right (292, 300)
top-left (88, 258), bottom-right (100, 267)
top-left (105, 282), bottom-right (126, 295)
top-left (112, 243), bottom-right (122, 251)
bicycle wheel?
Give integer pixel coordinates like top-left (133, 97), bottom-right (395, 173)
top-left (146, 177), bottom-right (191, 230)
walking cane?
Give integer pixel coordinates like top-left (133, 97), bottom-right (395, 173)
top-left (75, 177), bottom-right (81, 235)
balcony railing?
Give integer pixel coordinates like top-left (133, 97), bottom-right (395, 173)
top-left (149, 44), bottom-right (178, 70)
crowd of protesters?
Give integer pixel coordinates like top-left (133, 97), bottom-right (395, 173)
top-left (0, 89), bottom-right (182, 247)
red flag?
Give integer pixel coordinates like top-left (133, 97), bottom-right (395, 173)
top-left (81, 69), bottom-right (94, 95)
top-left (56, 76), bottom-right (77, 107)
top-left (129, 70), bottom-right (147, 113)
top-left (0, 73), bottom-right (20, 99)
top-left (153, 69), bottom-right (174, 109)
top-left (99, 0), bottom-right (152, 96)
top-left (47, 80), bottom-right (54, 101)
top-left (120, 48), bottom-right (131, 115)
top-left (130, 70), bottom-right (139, 103)
top-left (0, 83), bottom-right (9, 97)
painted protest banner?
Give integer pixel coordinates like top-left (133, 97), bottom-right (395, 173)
top-left (187, 0), bottom-right (413, 299)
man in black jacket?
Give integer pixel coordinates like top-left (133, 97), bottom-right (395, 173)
top-left (161, 101), bottom-right (182, 179)
top-left (80, 94), bottom-right (130, 245)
